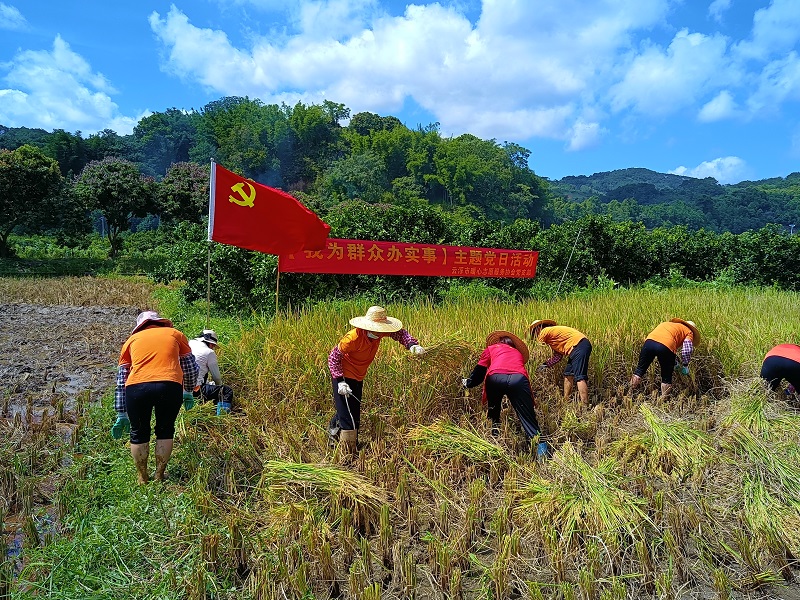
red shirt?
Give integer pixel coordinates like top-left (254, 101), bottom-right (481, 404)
top-left (765, 344), bottom-right (800, 364)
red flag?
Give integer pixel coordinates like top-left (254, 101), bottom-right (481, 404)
top-left (208, 162), bottom-right (330, 255)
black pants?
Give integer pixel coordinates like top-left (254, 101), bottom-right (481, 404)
top-left (126, 381), bottom-right (183, 444)
top-left (330, 377), bottom-right (364, 431)
top-left (195, 383), bottom-right (234, 405)
top-left (563, 338), bottom-right (592, 382)
top-left (634, 339), bottom-right (676, 384)
top-left (485, 373), bottom-right (541, 438)
top-left (761, 356), bottom-right (800, 391)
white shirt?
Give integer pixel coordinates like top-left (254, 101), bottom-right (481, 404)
top-left (189, 339), bottom-right (222, 386)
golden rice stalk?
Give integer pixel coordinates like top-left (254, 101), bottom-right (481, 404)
top-left (407, 420), bottom-right (512, 466)
top-left (517, 442), bottom-right (651, 548)
top-left (721, 378), bottom-right (800, 439)
top-left (259, 460), bottom-right (386, 514)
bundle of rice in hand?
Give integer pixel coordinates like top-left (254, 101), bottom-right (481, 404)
top-left (412, 331), bottom-right (476, 373)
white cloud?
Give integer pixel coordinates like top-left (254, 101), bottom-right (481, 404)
top-left (0, 35), bottom-right (145, 134)
top-left (0, 3), bottom-right (26, 30)
top-left (609, 29), bottom-right (733, 116)
top-left (698, 90), bottom-right (739, 121)
top-left (708, 0), bottom-right (732, 23)
top-left (150, 1), bottom-right (672, 143)
top-left (669, 156), bottom-right (749, 183)
top-left (734, 0), bottom-right (800, 62)
top-left (746, 51), bottom-right (800, 115)
top-left (567, 120), bottom-right (605, 151)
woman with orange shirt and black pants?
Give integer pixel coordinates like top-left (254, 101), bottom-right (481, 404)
top-left (528, 320), bottom-right (593, 406)
top-left (328, 306), bottom-right (425, 450)
top-left (629, 318), bottom-right (698, 398)
top-left (115, 311), bottom-right (198, 484)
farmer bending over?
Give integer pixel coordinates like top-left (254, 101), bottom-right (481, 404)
top-left (463, 331), bottom-right (548, 458)
top-left (629, 318), bottom-right (698, 398)
top-left (760, 344), bottom-right (800, 405)
top-left (189, 329), bottom-right (234, 415)
top-left (328, 306), bottom-right (425, 451)
top-left (528, 320), bottom-right (593, 407)
top-left (112, 311), bottom-right (198, 484)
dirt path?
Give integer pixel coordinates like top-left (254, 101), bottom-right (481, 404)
top-left (0, 303), bottom-right (136, 418)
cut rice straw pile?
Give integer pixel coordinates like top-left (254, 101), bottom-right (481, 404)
top-left (407, 420), bottom-right (512, 466)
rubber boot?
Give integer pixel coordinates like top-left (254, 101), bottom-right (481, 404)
top-left (131, 442), bottom-right (149, 485)
top-left (340, 428), bottom-right (358, 454)
top-left (154, 439), bottom-right (174, 482)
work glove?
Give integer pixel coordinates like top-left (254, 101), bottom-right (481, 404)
top-left (674, 363), bottom-right (689, 376)
top-left (216, 401), bottom-right (232, 415)
top-left (337, 381), bottom-right (353, 396)
top-left (537, 363), bottom-right (548, 373)
top-left (183, 391), bottom-right (195, 411)
top-left (462, 378), bottom-right (470, 389)
top-left (409, 345), bottom-right (426, 355)
top-left (110, 413), bottom-right (130, 440)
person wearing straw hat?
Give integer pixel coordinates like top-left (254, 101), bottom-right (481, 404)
top-left (113, 311), bottom-right (199, 484)
top-left (328, 306), bottom-right (425, 450)
top-left (629, 318), bottom-right (698, 398)
top-left (462, 331), bottom-right (548, 457)
top-left (528, 320), bottom-right (593, 407)
top-left (189, 329), bottom-right (234, 415)
top-left (760, 344), bottom-right (800, 405)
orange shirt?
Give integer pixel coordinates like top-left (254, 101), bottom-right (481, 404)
top-left (338, 328), bottom-right (382, 380)
top-left (538, 326), bottom-right (586, 356)
top-left (119, 326), bottom-right (192, 386)
top-left (765, 344), bottom-right (800, 364)
top-left (647, 322), bottom-right (693, 353)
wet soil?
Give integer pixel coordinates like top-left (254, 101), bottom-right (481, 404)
top-left (0, 303), bottom-right (136, 418)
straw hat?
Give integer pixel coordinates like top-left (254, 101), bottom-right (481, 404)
top-left (132, 310), bottom-right (173, 334)
top-left (349, 306), bottom-right (403, 333)
top-left (670, 318), bottom-right (699, 342)
top-left (527, 319), bottom-right (557, 338)
top-left (486, 330), bottom-right (530, 363)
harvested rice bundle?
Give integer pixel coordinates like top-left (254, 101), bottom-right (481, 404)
top-left (412, 333), bottom-right (476, 373)
top-left (259, 460), bottom-right (386, 514)
top-left (517, 442), bottom-right (651, 549)
top-left (611, 403), bottom-right (718, 478)
top-left (407, 420), bottom-right (512, 466)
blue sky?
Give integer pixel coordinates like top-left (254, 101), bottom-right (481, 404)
top-left (1, 0), bottom-right (799, 184)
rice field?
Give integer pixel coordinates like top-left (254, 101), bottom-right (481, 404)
top-left (9, 283), bottom-right (800, 599)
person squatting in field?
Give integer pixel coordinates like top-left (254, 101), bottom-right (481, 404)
top-left (760, 344), bottom-right (800, 404)
top-left (189, 329), bottom-right (234, 415)
top-left (463, 331), bottom-right (549, 458)
top-left (328, 306), bottom-right (425, 451)
top-left (113, 311), bottom-right (199, 484)
top-left (528, 320), bottom-right (593, 407)
top-left (629, 318), bottom-right (698, 398)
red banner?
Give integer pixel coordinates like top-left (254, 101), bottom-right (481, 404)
top-left (208, 162), bottom-right (330, 255)
top-left (279, 238), bottom-right (538, 278)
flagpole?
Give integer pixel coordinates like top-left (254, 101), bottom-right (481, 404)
top-left (275, 260), bottom-right (281, 317)
top-left (206, 159), bottom-right (216, 329)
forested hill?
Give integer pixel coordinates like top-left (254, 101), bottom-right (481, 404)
top-left (548, 168), bottom-right (800, 234)
top-left (2, 96), bottom-right (800, 234)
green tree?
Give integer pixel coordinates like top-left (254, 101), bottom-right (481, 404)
top-left (75, 158), bottom-right (154, 257)
top-left (157, 161), bottom-right (210, 223)
top-left (132, 108), bottom-right (198, 177)
top-left (0, 145), bottom-right (63, 257)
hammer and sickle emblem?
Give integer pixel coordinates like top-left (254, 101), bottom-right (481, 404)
top-left (228, 181), bottom-right (256, 208)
